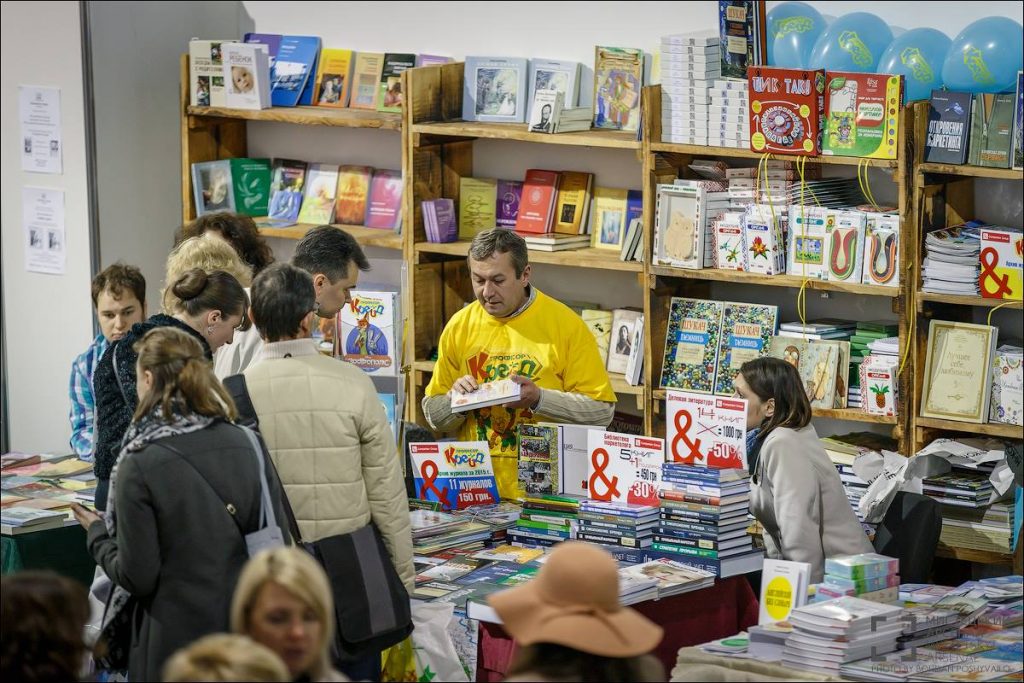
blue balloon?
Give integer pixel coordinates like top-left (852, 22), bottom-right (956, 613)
top-left (809, 12), bottom-right (894, 73)
top-left (766, 1), bottom-right (827, 67)
top-left (942, 16), bottom-right (1023, 94)
top-left (878, 28), bottom-right (952, 102)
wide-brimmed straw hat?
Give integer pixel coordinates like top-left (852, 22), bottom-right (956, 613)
top-left (487, 541), bottom-right (664, 658)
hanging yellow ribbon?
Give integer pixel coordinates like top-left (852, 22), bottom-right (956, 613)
top-left (988, 299), bottom-right (1024, 327)
top-left (896, 262), bottom-right (916, 377)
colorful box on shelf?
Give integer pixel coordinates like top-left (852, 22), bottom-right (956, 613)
top-left (747, 66), bottom-right (827, 157)
top-left (979, 228), bottom-right (1023, 300)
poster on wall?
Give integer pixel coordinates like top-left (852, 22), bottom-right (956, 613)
top-left (23, 187), bottom-right (66, 275)
top-left (19, 86), bottom-right (62, 175)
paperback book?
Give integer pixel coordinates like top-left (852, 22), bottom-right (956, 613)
top-left (378, 53), bottom-right (416, 113)
top-left (463, 56), bottom-right (529, 123)
top-left (270, 36), bottom-right (321, 107)
top-left (451, 378), bottom-right (521, 413)
top-left (409, 441), bottom-right (499, 510)
top-left (364, 170), bottom-right (403, 230)
top-left (313, 48), bottom-right (354, 107)
top-left (296, 163), bottom-right (340, 225)
top-left (339, 289), bottom-right (400, 376)
top-left (593, 46), bottom-right (644, 132)
top-left (223, 42), bottom-right (272, 110)
top-left (526, 59), bottom-right (581, 124)
top-left (661, 298), bottom-right (724, 393)
top-left (333, 165), bottom-right (373, 225)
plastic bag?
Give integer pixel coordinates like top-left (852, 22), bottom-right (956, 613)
top-left (382, 602), bottom-right (469, 683)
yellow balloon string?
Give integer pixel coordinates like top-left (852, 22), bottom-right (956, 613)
top-left (897, 262), bottom-right (916, 377)
top-left (988, 300), bottom-right (1023, 326)
top-left (858, 160), bottom-right (882, 212)
top-left (760, 152), bottom-right (780, 252)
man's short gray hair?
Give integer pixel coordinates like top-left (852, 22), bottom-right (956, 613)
top-left (468, 229), bottom-right (529, 277)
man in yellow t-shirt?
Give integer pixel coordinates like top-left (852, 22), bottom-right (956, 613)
top-left (423, 230), bottom-right (617, 500)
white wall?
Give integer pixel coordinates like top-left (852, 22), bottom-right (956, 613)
top-left (1, 1), bottom-right (93, 453)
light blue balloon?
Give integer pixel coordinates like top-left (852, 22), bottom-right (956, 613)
top-left (942, 16), bottom-right (1023, 94)
top-left (809, 12), bottom-right (894, 73)
top-left (766, 1), bottom-right (827, 67)
top-left (878, 28), bottom-right (952, 102)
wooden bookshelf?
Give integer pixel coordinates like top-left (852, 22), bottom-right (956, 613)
top-left (411, 121), bottom-right (640, 149)
top-left (916, 292), bottom-right (1024, 309)
top-left (936, 543), bottom-right (1021, 573)
top-left (650, 141), bottom-right (899, 168)
top-left (917, 162), bottom-right (1024, 182)
top-left (649, 266), bottom-right (900, 298)
top-left (257, 222), bottom-right (403, 250)
top-left (915, 417), bottom-right (1023, 440)
top-left (187, 104), bottom-right (403, 130)
top-left (416, 241), bottom-right (643, 272)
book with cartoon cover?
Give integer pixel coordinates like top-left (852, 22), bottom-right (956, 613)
top-left (714, 302), bottom-right (777, 395)
top-left (661, 298), bottom-right (724, 393)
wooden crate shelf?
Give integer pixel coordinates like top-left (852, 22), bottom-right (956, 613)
top-left (411, 121), bottom-right (640, 149)
top-left (649, 142), bottom-right (899, 168)
top-left (186, 104), bottom-right (403, 130)
top-left (651, 390), bottom-right (897, 425)
top-left (257, 222), bottom-right (403, 250)
top-left (415, 241), bottom-right (643, 272)
top-left (649, 266), bottom-right (900, 298)
top-left (916, 417), bottom-right (1023, 440)
top-left (917, 292), bottom-right (1023, 310)
top-left (917, 162), bottom-right (1024, 182)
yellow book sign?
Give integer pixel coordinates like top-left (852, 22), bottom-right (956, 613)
top-left (759, 559), bottom-right (811, 624)
top-left (314, 49), bottom-right (354, 108)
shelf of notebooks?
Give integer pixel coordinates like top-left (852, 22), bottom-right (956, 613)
top-left (648, 266), bottom-right (901, 298)
top-left (415, 240), bottom-right (643, 273)
top-left (256, 222), bottom-right (403, 250)
top-left (411, 360), bottom-right (644, 400)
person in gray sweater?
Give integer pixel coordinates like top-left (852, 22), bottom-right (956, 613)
top-left (735, 357), bottom-right (873, 583)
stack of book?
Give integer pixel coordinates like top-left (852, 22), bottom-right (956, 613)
top-left (455, 501), bottom-right (523, 545)
top-left (659, 30), bottom-right (721, 145)
top-left (0, 506), bottom-right (66, 535)
top-left (922, 471), bottom-right (993, 508)
top-left (922, 223), bottom-right (982, 295)
top-left (508, 494), bottom-right (581, 549)
top-left (898, 583), bottom-right (956, 605)
top-left (820, 432), bottom-right (896, 529)
top-left (850, 320), bottom-right (899, 411)
top-left (708, 79), bottom-right (749, 149)
top-left (747, 622), bottom-right (792, 661)
top-left (813, 553), bottom-right (900, 603)
top-left (897, 605), bottom-right (962, 650)
top-left (521, 233), bottom-right (591, 252)
top-left (553, 105), bottom-right (593, 133)
top-left (410, 509), bottom-right (492, 555)
top-left (620, 558), bottom-right (716, 599)
top-left (776, 319), bottom-right (857, 342)
top-left (422, 198), bottom-right (457, 243)
top-left (650, 464), bottom-right (762, 576)
top-left (617, 569), bottom-right (660, 605)
top-left (576, 499), bottom-right (658, 553)
top-left (939, 500), bottom-right (1016, 555)
top-left (783, 597), bottom-right (905, 676)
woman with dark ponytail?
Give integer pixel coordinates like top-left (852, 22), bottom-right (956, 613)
top-left (92, 267), bottom-right (249, 511)
top-left (71, 326), bottom-right (289, 682)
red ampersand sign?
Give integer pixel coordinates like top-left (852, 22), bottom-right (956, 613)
top-left (671, 409), bottom-right (704, 464)
top-left (588, 448), bottom-right (621, 501)
top-left (419, 460), bottom-right (452, 508)
top-left (980, 247), bottom-right (1012, 298)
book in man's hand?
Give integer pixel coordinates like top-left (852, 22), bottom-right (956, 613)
top-left (451, 378), bottom-right (521, 413)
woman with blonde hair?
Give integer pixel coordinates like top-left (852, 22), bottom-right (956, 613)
top-left (161, 233), bottom-right (253, 313)
top-left (163, 634), bottom-right (290, 682)
top-left (232, 547), bottom-right (348, 682)
top-left (72, 326), bottom-right (289, 681)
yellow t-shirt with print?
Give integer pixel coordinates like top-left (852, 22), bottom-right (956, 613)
top-left (425, 289), bottom-right (617, 501)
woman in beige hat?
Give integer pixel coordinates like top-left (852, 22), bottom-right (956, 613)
top-left (488, 541), bottom-right (666, 682)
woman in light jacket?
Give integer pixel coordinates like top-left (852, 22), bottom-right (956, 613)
top-left (735, 357), bottom-right (873, 583)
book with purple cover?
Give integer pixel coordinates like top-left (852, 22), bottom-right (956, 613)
top-left (496, 180), bottom-right (523, 229)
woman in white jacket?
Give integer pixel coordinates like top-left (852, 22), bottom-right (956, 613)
top-left (735, 357), bottom-right (873, 583)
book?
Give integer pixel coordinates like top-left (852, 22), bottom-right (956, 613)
top-left (822, 72), bottom-right (903, 160)
top-left (223, 42), bottom-right (271, 110)
top-left (661, 298), bottom-right (724, 393)
top-left (409, 441), bottom-right (499, 510)
top-left (451, 378), bottom-right (521, 413)
top-left (313, 48), bottom-right (354, 107)
top-left (748, 66), bottom-right (827, 156)
top-left (924, 90), bottom-right (973, 164)
top-left (1015, 70), bottom-right (1024, 170)
top-left (921, 320), bottom-right (998, 424)
top-left (526, 59), bottom-right (581, 124)
top-left (581, 309), bottom-right (613, 366)
top-left (459, 177), bottom-right (498, 239)
top-left (862, 212), bottom-right (901, 287)
top-left (189, 39), bottom-right (237, 107)
top-left (760, 559), bottom-right (812, 624)
top-left (514, 169), bottom-right (560, 234)
top-left (787, 205), bottom-right (829, 280)
top-left (228, 158), bottom-right (272, 217)
top-left (552, 171), bottom-right (593, 235)
top-left (364, 169), bottom-right (403, 230)
top-left (270, 36), bottom-right (321, 108)
top-left (495, 180), bottom-right (523, 229)
top-left (990, 344), bottom-right (1023, 426)
top-left (378, 53), bottom-right (416, 113)
top-left (591, 187), bottom-right (630, 250)
top-left (768, 337), bottom-right (839, 410)
top-left (262, 159), bottom-right (307, 228)
top-left (624, 315), bottom-right (645, 386)
top-left (349, 52), bottom-right (385, 110)
top-left (1, 506), bottom-right (66, 535)
top-left (517, 423), bottom-right (559, 496)
top-left (714, 301), bottom-right (777, 396)
top-left (339, 290), bottom-right (399, 376)
top-left (296, 163), bottom-right (340, 225)
top-left (191, 160), bottom-right (235, 215)
top-left (979, 227), bottom-right (1023, 300)
top-left (593, 46), bottom-right (643, 132)
top-left (333, 165), bottom-right (373, 225)
top-left (978, 93), bottom-right (1016, 168)
top-left (463, 56), bottom-right (529, 123)
top-left (607, 308), bottom-right (643, 375)
top-left (243, 33), bottom-right (281, 67)
top-left (416, 54), bottom-right (453, 67)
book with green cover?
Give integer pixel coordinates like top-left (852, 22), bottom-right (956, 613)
top-left (229, 158), bottom-right (272, 216)
top-left (714, 302), bottom-right (778, 396)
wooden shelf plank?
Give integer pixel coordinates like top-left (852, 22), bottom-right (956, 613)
top-left (935, 543), bottom-right (1016, 565)
top-left (917, 162), bottom-right (1023, 182)
top-left (187, 105), bottom-right (403, 130)
top-left (652, 390), bottom-right (897, 425)
top-left (411, 121), bottom-right (640, 149)
top-left (649, 142), bottom-right (898, 168)
top-left (916, 417), bottom-right (1023, 440)
top-left (258, 222), bottom-right (403, 250)
top-left (416, 241), bottom-right (643, 272)
top-left (649, 265), bottom-right (899, 297)
top-left (411, 360), bottom-right (643, 397)
top-left (917, 291), bottom-right (1023, 309)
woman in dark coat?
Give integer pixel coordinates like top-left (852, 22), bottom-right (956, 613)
top-left (72, 326), bottom-right (290, 682)
top-left (92, 267), bottom-right (249, 510)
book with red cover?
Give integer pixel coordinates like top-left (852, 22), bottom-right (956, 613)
top-left (364, 169), bottom-right (403, 229)
top-left (513, 169), bottom-right (560, 234)
top-left (334, 165), bottom-right (373, 225)
top-left (747, 66), bottom-right (827, 157)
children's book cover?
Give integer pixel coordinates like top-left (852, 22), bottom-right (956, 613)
top-left (660, 298), bottom-right (725, 393)
top-left (297, 163), bottom-right (340, 225)
top-left (314, 48), bottom-right (354, 107)
top-left (714, 302), bottom-right (777, 396)
top-left (378, 53), bottom-right (416, 113)
top-left (340, 290), bottom-right (399, 376)
top-left (410, 441), bottom-right (499, 510)
top-left (334, 165), bottom-right (373, 225)
top-left (768, 337), bottom-right (839, 409)
top-left (364, 170), bottom-right (403, 229)
top-left (593, 46), bottom-right (644, 132)
top-left (822, 72), bottom-right (902, 160)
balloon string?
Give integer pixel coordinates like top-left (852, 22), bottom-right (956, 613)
top-left (988, 300), bottom-right (1023, 327)
top-left (897, 261), bottom-right (916, 378)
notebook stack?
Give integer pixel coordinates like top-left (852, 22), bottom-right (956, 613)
top-left (619, 558), bottom-right (716, 600)
top-left (409, 509), bottom-right (492, 554)
top-left (650, 464), bottom-right (762, 576)
top-left (849, 320), bottom-right (899, 409)
top-left (576, 499), bottom-right (658, 551)
top-left (815, 553), bottom-right (900, 604)
top-left (0, 506), bottom-right (66, 535)
top-left (421, 198), bottom-right (457, 243)
top-left (455, 501), bottom-right (522, 544)
top-left (508, 494), bottom-right (581, 549)
top-left (708, 78), bottom-right (749, 149)
top-left (939, 501), bottom-right (1016, 554)
top-left (659, 30), bottom-right (722, 145)
top-left (783, 597), bottom-right (905, 676)
top-left (897, 605), bottom-right (961, 650)
top-left (521, 233), bottom-right (591, 252)
top-left (922, 471), bottom-right (993, 509)
top-left (922, 222), bottom-right (982, 295)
